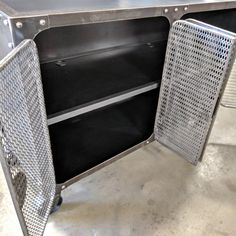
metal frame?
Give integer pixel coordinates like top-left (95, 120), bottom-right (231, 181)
top-left (0, 0), bottom-right (236, 192)
top-left (0, 1), bottom-right (236, 53)
top-left (0, 2), bottom-right (236, 236)
top-left (0, 11), bottom-right (13, 59)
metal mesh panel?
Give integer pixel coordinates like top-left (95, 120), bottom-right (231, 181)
top-left (0, 40), bottom-right (56, 236)
top-left (221, 59), bottom-right (236, 108)
top-left (155, 19), bottom-right (236, 164)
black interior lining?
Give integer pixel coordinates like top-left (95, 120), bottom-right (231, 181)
top-left (41, 40), bottom-right (167, 115)
top-left (49, 90), bottom-right (159, 184)
top-left (182, 9), bottom-right (236, 33)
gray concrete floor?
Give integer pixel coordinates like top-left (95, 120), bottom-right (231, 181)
top-left (0, 106), bottom-right (236, 236)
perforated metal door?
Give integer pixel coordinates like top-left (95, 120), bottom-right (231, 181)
top-left (0, 40), bottom-right (56, 236)
top-left (155, 19), bottom-right (236, 164)
top-left (221, 59), bottom-right (236, 108)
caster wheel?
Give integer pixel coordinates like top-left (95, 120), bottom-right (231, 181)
top-left (50, 195), bottom-right (63, 214)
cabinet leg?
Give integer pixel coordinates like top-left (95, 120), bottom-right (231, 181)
top-left (50, 187), bottom-right (63, 214)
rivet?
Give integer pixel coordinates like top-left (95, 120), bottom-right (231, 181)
top-left (184, 6), bottom-right (188, 11)
top-left (164, 8), bottom-right (169, 13)
top-left (62, 185), bottom-right (66, 190)
top-left (39, 19), bottom-right (46, 26)
top-left (16, 22), bottom-right (23, 29)
top-left (3, 19), bottom-right (9, 26)
top-left (8, 42), bottom-right (14, 49)
top-left (146, 141), bottom-right (150, 144)
top-left (174, 7), bottom-right (179, 12)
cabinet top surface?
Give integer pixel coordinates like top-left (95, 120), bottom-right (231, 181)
top-left (0, 0), bottom-right (235, 17)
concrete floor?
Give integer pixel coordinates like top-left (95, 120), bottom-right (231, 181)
top-left (0, 105), bottom-right (236, 236)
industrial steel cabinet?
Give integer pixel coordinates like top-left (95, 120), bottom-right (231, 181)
top-left (0, 1), bottom-right (236, 235)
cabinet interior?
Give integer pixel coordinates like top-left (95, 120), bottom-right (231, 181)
top-left (35, 17), bottom-right (169, 184)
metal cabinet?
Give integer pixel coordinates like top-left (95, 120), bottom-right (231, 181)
top-left (0, 1), bottom-right (236, 235)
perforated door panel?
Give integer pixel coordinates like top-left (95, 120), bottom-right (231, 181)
top-left (221, 59), bottom-right (236, 108)
top-left (155, 19), bottom-right (236, 164)
top-left (0, 40), bottom-right (56, 236)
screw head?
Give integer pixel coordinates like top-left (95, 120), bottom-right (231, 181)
top-left (164, 8), bottom-right (169, 13)
top-left (174, 7), bottom-right (179, 12)
top-left (184, 6), bottom-right (188, 11)
top-left (3, 19), bottom-right (9, 26)
top-left (16, 22), bottom-right (23, 29)
top-left (8, 42), bottom-right (14, 49)
top-left (39, 19), bottom-right (46, 26)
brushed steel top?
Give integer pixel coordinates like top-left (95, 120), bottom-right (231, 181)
top-left (0, 0), bottom-right (235, 17)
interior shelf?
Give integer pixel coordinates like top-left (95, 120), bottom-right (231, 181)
top-left (41, 40), bottom-right (167, 116)
top-left (49, 89), bottom-right (158, 183)
top-left (48, 81), bottom-right (158, 125)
